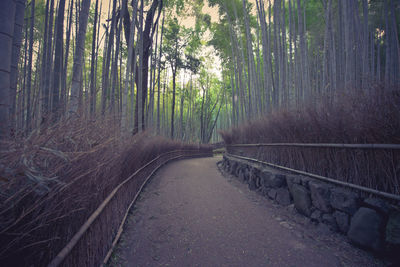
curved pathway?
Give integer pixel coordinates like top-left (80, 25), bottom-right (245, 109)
top-left (110, 157), bottom-right (383, 267)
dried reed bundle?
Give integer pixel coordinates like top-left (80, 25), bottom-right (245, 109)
top-left (220, 90), bottom-right (400, 194)
top-left (0, 115), bottom-right (211, 266)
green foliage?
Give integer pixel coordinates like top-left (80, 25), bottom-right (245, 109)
top-left (164, 0), bottom-right (186, 15)
top-left (163, 16), bottom-right (202, 75)
top-left (209, 20), bottom-right (232, 66)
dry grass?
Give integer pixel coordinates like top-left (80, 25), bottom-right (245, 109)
top-left (0, 116), bottom-right (211, 266)
top-left (220, 89), bottom-right (400, 194)
top-left (221, 90), bottom-right (400, 145)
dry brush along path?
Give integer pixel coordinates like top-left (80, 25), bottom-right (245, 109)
top-left (109, 157), bottom-right (384, 266)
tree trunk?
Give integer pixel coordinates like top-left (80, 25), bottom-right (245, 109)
top-left (170, 68), bottom-right (176, 138)
top-left (89, 0), bottom-right (99, 117)
top-left (25, 0), bottom-right (35, 132)
top-left (127, 0), bottom-right (162, 133)
top-left (257, 0), bottom-right (271, 112)
top-left (297, 0), bottom-right (306, 100)
top-left (42, 0), bottom-right (54, 124)
top-left (273, 0), bottom-right (281, 108)
top-left (200, 84), bottom-right (205, 142)
top-left (20, 21), bottom-right (28, 131)
top-left (52, 0), bottom-right (66, 121)
top-left (288, 0), bottom-right (294, 105)
top-left (136, 0), bottom-right (144, 133)
top-left (179, 85), bottom-right (184, 139)
top-left (61, 0), bottom-right (74, 116)
top-left (111, 8), bottom-right (123, 115)
top-left (329, 0), bottom-right (337, 97)
top-left (361, 0), bottom-right (369, 91)
top-left (225, 8), bottom-right (238, 124)
top-left (102, 0), bottom-right (116, 115)
top-left (68, 0), bottom-right (91, 116)
top-left (322, 0), bottom-right (331, 95)
top-left (242, 0), bottom-right (257, 116)
top-left (0, 0), bottom-right (16, 139)
top-left (389, 0), bottom-right (400, 86)
top-left (282, 0), bottom-right (288, 106)
top-left (157, 10), bottom-right (165, 134)
top-left (232, 2), bottom-right (250, 118)
top-left (9, 0), bottom-right (26, 132)
top-left (122, 0), bottom-right (138, 133)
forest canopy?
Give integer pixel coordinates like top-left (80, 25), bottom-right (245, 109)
top-left (0, 0), bottom-right (399, 143)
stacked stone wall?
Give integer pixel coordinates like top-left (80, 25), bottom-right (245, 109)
top-left (219, 154), bottom-right (400, 257)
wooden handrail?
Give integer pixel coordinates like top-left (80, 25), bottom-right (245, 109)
top-left (225, 153), bottom-right (400, 202)
top-left (48, 150), bottom-right (210, 267)
top-left (227, 143), bottom-right (400, 149)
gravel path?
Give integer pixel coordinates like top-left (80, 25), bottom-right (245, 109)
top-left (110, 157), bottom-right (384, 267)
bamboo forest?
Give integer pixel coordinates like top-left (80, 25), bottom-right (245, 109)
top-left (0, 0), bottom-right (399, 266)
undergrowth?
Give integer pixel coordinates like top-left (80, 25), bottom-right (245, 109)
top-left (0, 116), bottom-right (210, 266)
top-left (221, 90), bottom-right (400, 145)
top-left (220, 89), bottom-right (400, 195)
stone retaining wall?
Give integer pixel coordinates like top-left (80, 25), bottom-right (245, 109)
top-left (219, 154), bottom-right (400, 258)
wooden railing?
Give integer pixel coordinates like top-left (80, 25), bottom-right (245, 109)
top-left (48, 149), bottom-right (212, 267)
top-left (227, 143), bottom-right (400, 149)
top-left (225, 143), bottom-right (400, 196)
top-left (225, 152), bottom-right (400, 202)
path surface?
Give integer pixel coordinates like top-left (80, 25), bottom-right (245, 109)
top-left (110, 157), bottom-right (383, 267)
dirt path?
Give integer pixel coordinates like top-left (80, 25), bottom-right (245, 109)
top-left (110, 157), bottom-right (383, 267)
